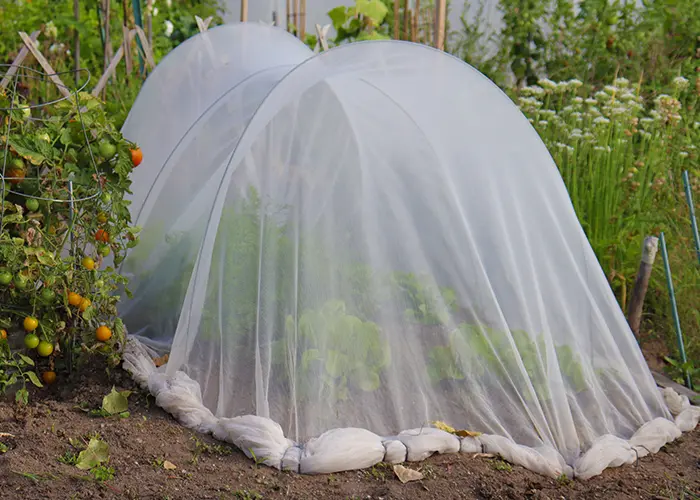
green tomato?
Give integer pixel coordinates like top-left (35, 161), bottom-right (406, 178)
top-left (101, 192), bottom-right (112, 205)
top-left (94, 279), bottom-right (105, 289)
top-left (37, 340), bottom-right (54, 357)
top-left (0, 271), bottom-right (12, 286)
top-left (25, 198), bottom-right (39, 212)
top-left (37, 132), bottom-right (51, 142)
top-left (13, 274), bottom-right (29, 290)
top-left (98, 245), bottom-right (111, 257)
top-left (10, 158), bottom-right (24, 170)
top-left (24, 333), bottom-right (40, 349)
top-left (99, 141), bottom-right (117, 160)
top-left (41, 288), bottom-right (56, 302)
top-left (606, 15), bottom-right (619, 25)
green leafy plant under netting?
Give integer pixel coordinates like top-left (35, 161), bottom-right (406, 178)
top-left (0, 85), bottom-right (140, 402)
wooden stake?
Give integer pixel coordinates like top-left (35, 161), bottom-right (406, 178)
top-left (0, 30), bottom-right (40, 90)
top-left (18, 31), bottom-right (71, 98)
top-left (294, 0), bottom-right (300, 36)
top-left (393, 0), bottom-right (400, 40)
top-left (92, 44), bottom-right (125, 96)
top-left (627, 236), bottom-right (659, 337)
top-left (145, 0), bottom-right (153, 46)
top-left (414, 0), bottom-right (420, 41)
top-left (299, 0), bottom-right (306, 39)
top-left (103, 0), bottom-right (113, 73)
top-left (411, 10), bottom-right (416, 41)
top-left (403, 0), bottom-right (409, 40)
top-left (286, 0), bottom-right (291, 31)
top-left (315, 23), bottom-right (329, 51)
top-left (435, 0), bottom-right (446, 50)
top-left (240, 0), bottom-right (248, 22)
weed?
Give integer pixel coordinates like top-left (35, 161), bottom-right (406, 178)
top-left (58, 450), bottom-right (79, 466)
top-left (89, 465), bottom-right (115, 482)
top-left (491, 459), bottom-right (513, 472)
top-left (233, 490), bottom-right (262, 500)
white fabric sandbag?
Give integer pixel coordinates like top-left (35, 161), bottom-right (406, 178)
top-left (213, 415), bottom-right (295, 469)
top-left (281, 445), bottom-right (303, 472)
top-left (300, 428), bottom-right (385, 474)
top-left (574, 435), bottom-right (636, 480)
top-left (397, 428), bottom-right (461, 462)
top-left (662, 387), bottom-right (690, 416)
top-left (460, 436), bottom-right (481, 453)
top-left (382, 439), bottom-right (407, 464)
top-left (149, 371), bottom-right (218, 432)
top-left (479, 434), bottom-right (565, 478)
top-left (630, 418), bottom-right (682, 458)
top-left (122, 338), bottom-right (157, 388)
top-left (675, 407), bottom-right (700, 432)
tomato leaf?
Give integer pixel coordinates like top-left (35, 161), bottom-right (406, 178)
top-left (75, 437), bottom-right (109, 470)
top-left (25, 371), bottom-right (43, 388)
top-left (8, 136), bottom-right (45, 165)
top-left (18, 354), bottom-right (34, 366)
top-left (101, 386), bottom-right (130, 415)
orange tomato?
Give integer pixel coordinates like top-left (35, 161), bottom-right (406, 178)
top-left (23, 316), bottom-right (39, 332)
top-left (42, 371), bottom-right (57, 384)
top-left (6, 168), bottom-right (25, 185)
top-left (79, 298), bottom-right (91, 312)
top-left (68, 292), bottom-right (82, 307)
top-left (130, 147), bottom-right (143, 167)
top-left (95, 229), bottom-right (110, 243)
top-left (96, 325), bottom-right (112, 342)
top-left (0, 329), bottom-right (6, 340)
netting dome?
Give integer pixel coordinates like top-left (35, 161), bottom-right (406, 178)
top-left (118, 23), bottom-right (698, 478)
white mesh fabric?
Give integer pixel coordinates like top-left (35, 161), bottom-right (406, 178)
top-left (119, 24), bottom-right (672, 470)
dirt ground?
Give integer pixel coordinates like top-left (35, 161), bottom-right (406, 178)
top-left (0, 362), bottom-right (699, 500)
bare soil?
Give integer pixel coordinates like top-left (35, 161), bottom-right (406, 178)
top-left (0, 361), bottom-right (698, 500)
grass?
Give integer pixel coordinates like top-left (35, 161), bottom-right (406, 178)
top-left (514, 75), bottom-right (700, 386)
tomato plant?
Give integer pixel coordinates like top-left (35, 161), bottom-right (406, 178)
top-left (0, 88), bottom-right (139, 403)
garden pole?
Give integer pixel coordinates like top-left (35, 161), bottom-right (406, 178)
top-left (627, 236), bottom-right (658, 338)
top-left (659, 232), bottom-right (692, 389)
top-left (393, 0), bottom-right (400, 39)
top-left (131, 0), bottom-right (145, 75)
top-left (435, 0), bottom-right (446, 50)
top-left (240, 0), bottom-right (248, 22)
top-left (73, 0), bottom-right (81, 84)
top-left (682, 170), bottom-right (700, 266)
top-left (299, 0), bottom-right (306, 39)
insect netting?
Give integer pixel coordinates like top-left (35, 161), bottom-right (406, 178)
top-left (119, 23), bottom-right (673, 471)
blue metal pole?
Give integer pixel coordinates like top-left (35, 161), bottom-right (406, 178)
top-left (131, 0), bottom-right (145, 74)
top-left (682, 170), bottom-right (700, 267)
top-left (659, 232), bottom-right (692, 389)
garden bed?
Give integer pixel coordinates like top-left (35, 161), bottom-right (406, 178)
top-left (0, 358), bottom-right (698, 500)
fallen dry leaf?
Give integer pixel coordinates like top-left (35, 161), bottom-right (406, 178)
top-left (473, 453), bottom-right (496, 459)
top-left (393, 464), bottom-right (424, 483)
top-left (163, 460), bottom-right (177, 470)
top-left (455, 429), bottom-right (482, 438)
top-left (153, 354), bottom-right (170, 367)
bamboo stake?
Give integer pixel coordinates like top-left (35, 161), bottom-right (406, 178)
top-left (92, 44), bottom-right (124, 97)
top-left (627, 236), bottom-right (658, 337)
top-left (415, 0), bottom-right (421, 42)
top-left (0, 30), bottom-right (40, 90)
top-left (103, 0), bottom-right (113, 73)
top-left (286, 0), bottom-right (291, 31)
top-left (403, 0), bottom-right (409, 40)
top-left (294, 0), bottom-right (300, 36)
top-left (315, 23), bottom-right (329, 51)
top-left (240, 0), bottom-right (248, 22)
top-left (435, 0), bottom-right (446, 50)
top-left (393, 0), bottom-right (400, 39)
top-left (299, 0), bottom-right (306, 39)
top-left (411, 9), bottom-right (417, 41)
